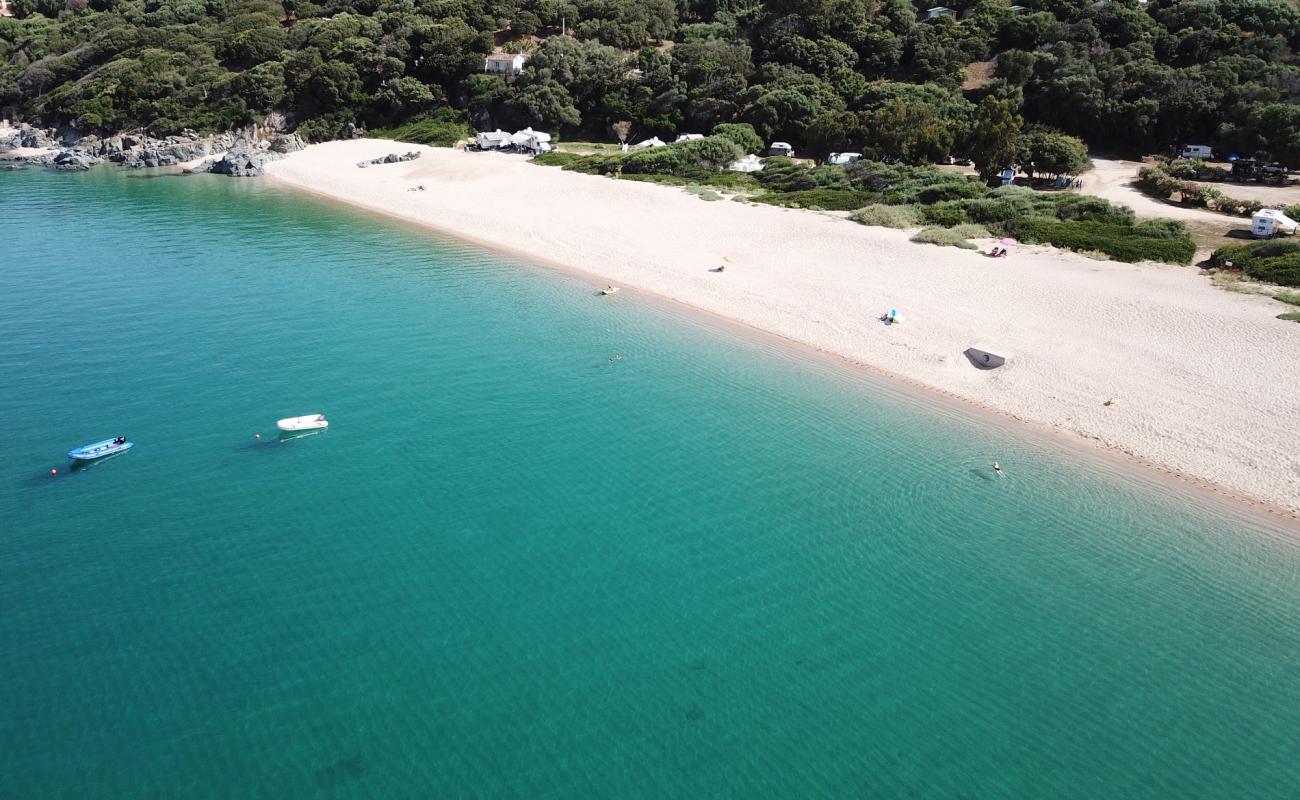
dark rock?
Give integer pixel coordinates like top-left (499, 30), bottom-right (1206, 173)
top-left (52, 151), bottom-right (100, 171)
top-left (209, 137), bottom-right (283, 177)
top-left (18, 124), bottom-right (55, 148)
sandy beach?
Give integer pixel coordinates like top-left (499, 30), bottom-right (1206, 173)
top-left (267, 139), bottom-right (1300, 516)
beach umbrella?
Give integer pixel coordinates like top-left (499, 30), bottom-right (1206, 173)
top-left (999, 237), bottom-right (1017, 245)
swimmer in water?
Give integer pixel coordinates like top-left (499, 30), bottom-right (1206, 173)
top-left (993, 461), bottom-right (1004, 477)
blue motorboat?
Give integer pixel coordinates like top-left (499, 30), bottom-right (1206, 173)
top-left (67, 437), bottom-right (133, 462)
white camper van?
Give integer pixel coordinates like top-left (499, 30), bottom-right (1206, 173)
top-left (1251, 209), bottom-right (1298, 238)
top-left (828, 152), bottom-right (862, 165)
top-left (1179, 144), bottom-right (1213, 159)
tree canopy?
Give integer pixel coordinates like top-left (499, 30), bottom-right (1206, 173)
top-left (2, 0), bottom-right (1298, 162)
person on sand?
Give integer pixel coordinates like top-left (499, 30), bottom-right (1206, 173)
top-left (993, 461), bottom-right (1004, 477)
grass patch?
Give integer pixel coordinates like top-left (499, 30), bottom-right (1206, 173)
top-left (1279, 311), bottom-right (1300, 321)
top-left (530, 151), bottom-right (587, 168)
top-left (911, 226), bottom-right (981, 249)
top-left (1275, 291), bottom-right (1300, 306)
top-left (850, 204), bottom-right (921, 228)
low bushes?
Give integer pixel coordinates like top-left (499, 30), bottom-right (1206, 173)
top-left (1010, 219), bottom-right (1197, 263)
top-left (752, 189), bottom-right (876, 210)
top-left (1136, 163), bottom-right (1266, 218)
top-left (850, 204), bottom-right (921, 228)
top-left (372, 109), bottom-right (469, 147)
top-left (910, 225), bottom-right (988, 249)
top-left (531, 151), bottom-right (586, 168)
top-left (1209, 241), bottom-right (1300, 286)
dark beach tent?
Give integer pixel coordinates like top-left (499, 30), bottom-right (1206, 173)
top-left (964, 348), bottom-right (1005, 370)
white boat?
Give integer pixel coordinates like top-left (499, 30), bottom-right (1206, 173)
top-left (600, 286), bottom-right (620, 295)
top-left (277, 414), bottom-right (328, 432)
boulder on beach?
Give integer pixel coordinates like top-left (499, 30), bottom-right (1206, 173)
top-left (209, 137), bottom-right (282, 177)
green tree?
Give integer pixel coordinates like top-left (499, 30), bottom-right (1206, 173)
top-left (965, 96), bottom-right (1023, 179)
top-left (1017, 128), bottom-right (1090, 178)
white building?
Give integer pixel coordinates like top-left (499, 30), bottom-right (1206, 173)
top-left (926, 6), bottom-right (956, 19)
top-left (675, 133), bottom-right (704, 143)
top-left (632, 137), bottom-right (667, 149)
top-left (484, 53), bottom-right (529, 76)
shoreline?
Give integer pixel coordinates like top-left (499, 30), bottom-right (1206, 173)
top-left (265, 139), bottom-right (1300, 522)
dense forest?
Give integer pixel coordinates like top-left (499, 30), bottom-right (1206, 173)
top-left (3, 0), bottom-right (1300, 164)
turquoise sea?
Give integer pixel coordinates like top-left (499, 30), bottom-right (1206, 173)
top-left (2, 167), bottom-right (1298, 798)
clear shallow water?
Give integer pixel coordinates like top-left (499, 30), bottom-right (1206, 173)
top-left (2, 167), bottom-right (1298, 799)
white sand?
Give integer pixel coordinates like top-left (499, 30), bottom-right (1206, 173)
top-left (268, 140), bottom-right (1300, 516)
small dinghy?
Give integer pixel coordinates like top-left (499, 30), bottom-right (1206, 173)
top-left (277, 414), bottom-right (328, 432)
top-left (67, 437), bottom-right (133, 462)
top-left (600, 286), bottom-right (620, 295)
top-left (964, 348), bottom-right (1006, 370)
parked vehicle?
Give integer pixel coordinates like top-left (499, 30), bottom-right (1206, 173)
top-left (768, 142), bottom-right (794, 157)
top-left (1251, 209), bottom-right (1298, 238)
top-left (827, 152), bottom-right (862, 166)
top-left (1180, 144), bottom-right (1214, 159)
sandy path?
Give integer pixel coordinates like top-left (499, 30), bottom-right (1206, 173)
top-left (268, 141), bottom-right (1300, 516)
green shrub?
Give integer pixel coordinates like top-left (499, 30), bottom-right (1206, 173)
top-left (1279, 312), bottom-right (1300, 322)
top-left (911, 227), bottom-right (980, 249)
top-left (950, 223), bottom-right (991, 239)
top-left (850, 204), bottom-right (921, 228)
top-left (753, 189), bottom-right (877, 210)
top-left (711, 122), bottom-right (763, 154)
top-left (1210, 241), bottom-right (1300, 286)
top-left (372, 109), bottom-right (469, 147)
top-left (1012, 219), bottom-right (1196, 264)
top-left (1275, 291), bottom-right (1300, 306)
top-left (919, 201), bottom-right (970, 227)
top-left (531, 151), bottom-right (586, 168)
top-left (916, 181), bottom-right (987, 204)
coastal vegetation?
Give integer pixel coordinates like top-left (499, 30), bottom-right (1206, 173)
top-left (1210, 240), bottom-right (1300, 287)
top-left (537, 139), bottom-right (1196, 263)
top-left (3, 0), bottom-right (1300, 169)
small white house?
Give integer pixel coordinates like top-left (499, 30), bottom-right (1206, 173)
top-left (728, 154), bottom-right (765, 173)
top-left (926, 6), bottom-right (956, 19)
top-left (632, 137), bottom-right (667, 149)
top-left (769, 142), bottom-right (794, 157)
top-left (510, 127), bottom-right (552, 154)
top-left (675, 133), bottom-right (704, 143)
top-left (1251, 209), bottom-right (1298, 238)
top-left (484, 53), bottom-right (529, 76)
top-left (828, 152), bottom-right (862, 166)
top-left (1008, 5), bottom-right (1027, 14)
top-left (475, 129), bottom-right (512, 150)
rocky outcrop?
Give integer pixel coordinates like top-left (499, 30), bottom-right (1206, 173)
top-left (52, 150), bottom-right (101, 171)
top-left (267, 133), bottom-right (305, 154)
top-left (18, 124), bottom-right (55, 149)
top-left (0, 124), bottom-right (305, 176)
top-left (356, 151), bottom-right (421, 167)
top-left (210, 137), bottom-right (281, 177)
